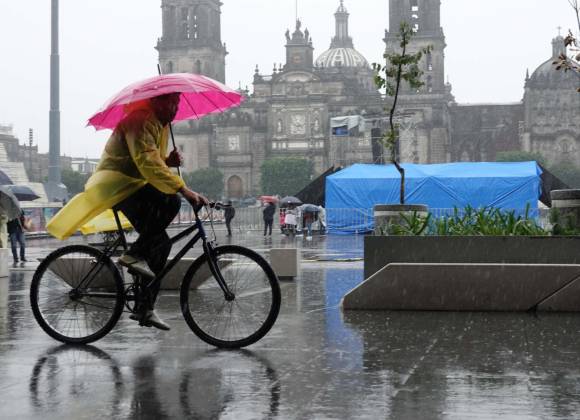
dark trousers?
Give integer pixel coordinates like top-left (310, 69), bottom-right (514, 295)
top-left (264, 219), bottom-right (273, 236)
top-left (225, 218), bottom-right (233, 236)
top-left (9, 231), bottom-right (25, 261)
top-left (114, 184), bottom-right (181, 303)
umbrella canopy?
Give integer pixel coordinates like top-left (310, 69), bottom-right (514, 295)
top-left (280, 196), bottom-right (303, 208)
top-left (259, 195), bottom-right (279, 204)
top-left (300, 204), bottom-right (320, 213)
top-left (0, 170), bottom-right (13, 185)
top-left (0, 186), bottom-right (21, 220)
top-left (5, 185), bottom-right (40, 201)
top-left (88, 73), bottom-right (243, 130)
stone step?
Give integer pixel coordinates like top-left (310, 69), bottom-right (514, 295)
top-left (342, 263), bottom-right (580, 312)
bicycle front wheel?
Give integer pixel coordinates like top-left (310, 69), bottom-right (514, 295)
top-left (180, 245), bottom-right (281, 348)
top-left (30, 245), bottom-right (124, 344)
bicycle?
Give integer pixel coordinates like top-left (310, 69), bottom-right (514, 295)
top-left (30, 204), bottom-right (281, 348)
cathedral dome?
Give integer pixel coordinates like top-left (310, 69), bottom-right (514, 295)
top-left (315, 47), bottom-right (369, 68)
top-left (528, 35), bottom-right (577, 87)
top-left (315, 1), bottom-right (370, 69)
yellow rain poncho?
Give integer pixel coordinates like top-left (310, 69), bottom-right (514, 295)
top-left (47, 103), bottom-right (185, 240)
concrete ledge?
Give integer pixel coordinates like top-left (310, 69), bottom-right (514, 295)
top-left (0, 248), bottom-right (8, 278)
top-left (342, 263), bottom-right (580, 312)
top-left (364, 236), bottom-right (580, 279)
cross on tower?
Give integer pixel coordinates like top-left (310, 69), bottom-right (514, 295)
top-left (557, 26), bottom-right (562, 36)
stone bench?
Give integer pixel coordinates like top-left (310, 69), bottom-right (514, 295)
top-left (342, 263), bottom-right (580, 312)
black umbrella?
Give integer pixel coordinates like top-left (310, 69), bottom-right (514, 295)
top-left (5, 185), bottom-right (40, 201)
top-left (0, 186), bottom-right (21, 220)
top-left (280, 196), bottom-right (303, 207)
top-left (0, 170), bottom-right (13, 185)
top-left (300, 204), bottom-right (320, 213)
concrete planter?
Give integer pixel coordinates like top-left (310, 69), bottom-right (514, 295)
top-left (373, 204), bottom-right (429, 235)
top-left (551, 189), bottom-right (580, 232)
top-left (364, 235), bottom-right (580, 278)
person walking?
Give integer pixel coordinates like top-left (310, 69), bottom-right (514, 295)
top-left (223, 200), bottom-right (235, 236)
top-left (8, 211), bottom-right (27, 264)
top-left (284, 207), bottom-right (298, 236)
top-left (263, 202), bottom-right (276, 236)
top-left (303, 211), bottom-right (314, 240)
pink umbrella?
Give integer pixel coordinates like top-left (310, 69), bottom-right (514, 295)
top-left (88, 73), bottom-right (243, 130)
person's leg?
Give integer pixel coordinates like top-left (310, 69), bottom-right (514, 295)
top-left (226, 219), bottom-right (232, 236)
top-left (268, 220), bottom-right (273, 235)
top-left (115, 184), bottom-right (181, 300)
top-left (18, 231), bottom-right (26, 261)
top-left (9, 233), bottom-right (18, 262)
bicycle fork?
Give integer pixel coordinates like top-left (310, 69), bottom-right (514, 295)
top-left (203, 242), bottom-right (235, 302)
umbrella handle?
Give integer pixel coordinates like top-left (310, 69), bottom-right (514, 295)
top-left (158, 64), bottom-right (182, 178)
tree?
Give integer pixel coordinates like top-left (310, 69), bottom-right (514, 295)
top-left (495, 151), bottom-right (547, 167)
top-left (183, 168), bottom-right (224, 200)
top-left (373, 22), bottom-right (432, 204)
top-left (261, 158), bottom-right (314, 197)
top-left (554, 0), bottom-right (580, 92)
top-left (61, 169), bottom-right (90, 196)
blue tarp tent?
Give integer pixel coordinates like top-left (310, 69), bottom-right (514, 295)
top-left (325, 162), bottom-right (543, 234)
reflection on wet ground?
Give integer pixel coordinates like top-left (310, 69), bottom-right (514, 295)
top-left (2, 232), bottom-right (580, 418)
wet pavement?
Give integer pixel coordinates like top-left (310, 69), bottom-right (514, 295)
top-left (2, 230), bottom-right (580, 419)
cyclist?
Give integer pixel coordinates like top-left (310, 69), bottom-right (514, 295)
top-left (47, 93), bottom-right (208, 331)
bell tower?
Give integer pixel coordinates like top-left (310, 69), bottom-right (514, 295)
top-left (384, 0), bottom-right (452, 164)
top-left (385, 0), bottom-right (446, 94)
top-left (284, 19), bottom-right (314, 71)
top-left (157, 0), bottom-right (227, 83)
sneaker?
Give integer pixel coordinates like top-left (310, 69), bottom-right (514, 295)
top-left (21, 258), bottom-right (27, 262)
top-left (130, 310), bottom-right (170, 331)
top-left (118, 254), bottom-right (155, 278)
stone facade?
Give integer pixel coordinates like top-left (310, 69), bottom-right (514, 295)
top-left (0, 125), bottom-right (72, 183)
top-left (522, 36), bottom-right (580, 165)
top-left (156, 0), bottom-right (579, 198)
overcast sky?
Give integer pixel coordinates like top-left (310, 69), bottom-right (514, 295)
top-left (0, 0), bottom-right (576, 158)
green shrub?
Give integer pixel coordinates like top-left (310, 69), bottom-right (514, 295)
top-left (377, 205), bottom-right (549, 236)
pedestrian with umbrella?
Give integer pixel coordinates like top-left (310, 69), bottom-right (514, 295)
top-left (262, 201), bottom-right (276, 236)
top-left (300, 204), bottom-right (320, 240)
top-left (7, 210), bottom-right (27, 265)
top-left (46, 73), bottom-right (243, 331)
top-left (0, 186), bottom-right (21, 250)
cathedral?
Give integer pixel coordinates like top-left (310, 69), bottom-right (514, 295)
top-left (156, 0), bottom-right (579, 199)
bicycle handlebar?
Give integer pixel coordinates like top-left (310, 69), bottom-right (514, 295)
top-left (192, 202), bottom-right (227, 216)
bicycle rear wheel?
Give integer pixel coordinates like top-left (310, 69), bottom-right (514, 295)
top-left (30, 245), bottom-right (124, 344)
top-left (180, 245), bottom-right (281, 348)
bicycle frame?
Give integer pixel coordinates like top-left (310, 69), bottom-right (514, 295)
top-left (77, 207), bottom-right (235, 302)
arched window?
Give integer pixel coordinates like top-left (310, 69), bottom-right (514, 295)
top-left (194, 60), bottom-right (202, 74)
top-left (167, 61), bottom-right (174, 74)
top-left (410, 0), bottom-right (419, 32)
top-left (192, 13), bottom-right (198, 39)
top-left (181, 7), bottom-right (190, 39)
top-left (227, 175), bottom-right (244, 199)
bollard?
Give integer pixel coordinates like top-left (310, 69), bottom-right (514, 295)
top-left (270, 248), bottom-right (299, 280)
